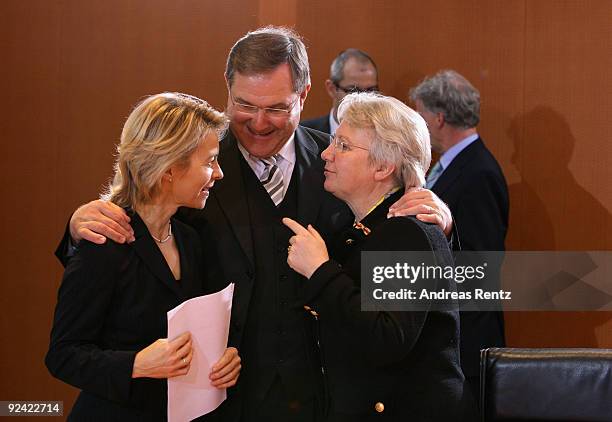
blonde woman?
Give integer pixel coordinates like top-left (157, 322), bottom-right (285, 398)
top-left (46, 93), bottom-right (241, 420)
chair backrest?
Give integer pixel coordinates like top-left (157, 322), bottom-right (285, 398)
top-left (480, 347), bottom-right (612, 422)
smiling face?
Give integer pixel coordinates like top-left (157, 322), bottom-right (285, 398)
top-left (169, 132), bottom-right (223, 209)
top-left (321, 121), bottom-right (377, 203)
top-left (226, 63), bottom-right (309, 158)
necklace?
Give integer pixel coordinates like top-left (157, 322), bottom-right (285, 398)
top-left (151, 221), bottom-right (172, 243)
top-left (357, 186), bottom-right (402, 223)
top-left (352, 186), bottom-right (401, 236)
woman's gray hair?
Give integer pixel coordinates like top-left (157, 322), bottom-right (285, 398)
top-left (338, 92), bottom-right (431, 188)
top-left (409, 69), bottom-right (480, 128)
top-left (103, 92), bottom-right (228, 208)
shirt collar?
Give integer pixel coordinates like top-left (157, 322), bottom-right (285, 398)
top-left (237, 132), bottom-right (296, 173)
top-left (329, 110), bottom-right (339, 135)
top-left (439, 133), bottom-right (479, 170)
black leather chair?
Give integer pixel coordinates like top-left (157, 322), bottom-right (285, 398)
top-left (480, 348), bottom-right (612, 421)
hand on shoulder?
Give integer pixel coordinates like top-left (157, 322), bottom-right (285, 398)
top-left (70, 199), bottom-right (134, 244)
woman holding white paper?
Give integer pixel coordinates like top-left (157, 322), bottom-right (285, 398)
top-left (46, 93), bottom-right (241, 420)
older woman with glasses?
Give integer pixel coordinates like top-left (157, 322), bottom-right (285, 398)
top-left (283, 93), bottom-right (473, 421)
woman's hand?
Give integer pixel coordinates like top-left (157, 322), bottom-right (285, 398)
top-left (209, 347), bottom-right (241, 388)
top-left (282, 218), bottom-right (329, 279)
top-left (132, 332), bottom-right (192, 379)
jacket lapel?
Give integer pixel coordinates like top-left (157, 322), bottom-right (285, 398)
top-left (322, 117), bottom-right (331, 134)
top-left (211, 130), bottom-right (255, 267)
top-left (211, 127), bottom-right (330, 265)
top-left (129, 211), bottom-right (182, 297)
top-left (432, 138), bottom-right (483, 196)
top-left (294, 126), bottom-right (326, 226)
top-left (171, 218), bottom-right (198, 298)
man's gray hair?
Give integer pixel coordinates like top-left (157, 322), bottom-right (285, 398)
top-left (330, 48), bottom-right (377, 84)
top-left (338, 92), bottom-right (431, 188)
top-left (225, 26), bottom-right (310, 93)
top-left (409, 70), bottom-right (480, 129)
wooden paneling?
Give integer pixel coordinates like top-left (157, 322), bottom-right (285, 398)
top-left (504, 0), bottom-right (612, 349)
top-left (259, 0), bottom-right (297, 26)
top-left (1, 0), bottom-right (611, 412)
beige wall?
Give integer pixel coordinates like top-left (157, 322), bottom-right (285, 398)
top-left (1, 0), bottom-right (610, 414)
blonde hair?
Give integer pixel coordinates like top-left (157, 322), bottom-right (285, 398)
top-left (337, 92), bottom-right (431, 188)
top-left (103, 92), bottom-right (227, 208)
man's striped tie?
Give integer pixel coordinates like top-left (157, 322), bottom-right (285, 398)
top-left (259, 155), bottom-right (285, 206)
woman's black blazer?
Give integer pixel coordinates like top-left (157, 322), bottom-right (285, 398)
top-left (46, 211), bottom-right (204, 421)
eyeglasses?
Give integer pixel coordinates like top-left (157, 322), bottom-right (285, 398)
top-left (330, 135), bottom-right (369, 153)
top-left (333, 82), bottom-right (379, 94)
top-left (229, 92), bottom-right (299, 117)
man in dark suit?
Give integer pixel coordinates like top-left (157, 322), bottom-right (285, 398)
top-left (301, 48), bottom-right (378, 134)
top-left (410, 70), bottom-right (510, 405)
top-left (62, 28), bottom-right (454, 422)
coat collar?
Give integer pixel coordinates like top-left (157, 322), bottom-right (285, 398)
top-left (212, 127), bottom-right (327, 267)
top-left (432, 137), bottom-right (483, 196)
top-left (212, 130), bottom-right (255, 267)
top-left (357, 188), bottom-right (405, 236)
top-left (330, 189), bottom-right (404, 260)
top-left (294, 126), bottom-right (326, 225)
top-left (128, 210), bottom-right (190, 298)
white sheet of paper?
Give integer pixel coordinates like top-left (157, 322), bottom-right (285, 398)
top-left (167, 283), bottom-right (234, 422)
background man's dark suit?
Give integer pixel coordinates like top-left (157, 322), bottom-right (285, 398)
top-left (180, 125), bottom-right (350, 421)
top-left (49, 214), bottom-right (204, 421)
top-left (429, 137), bottom-right (509, 400)
top-left (301, 115), bottom-right (331, 134)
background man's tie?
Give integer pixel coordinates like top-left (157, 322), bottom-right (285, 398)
top-left (425, 160), bottom-right (443, 189)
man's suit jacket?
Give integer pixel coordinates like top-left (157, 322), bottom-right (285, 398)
top-left (47, 213), bottom-right (203, 421)
top-left (177, 125), bottom-right (351, 420)
top-left (430, 138), bottom-right (509, 378)
top-left (301, 115), bottom-right (331, 134)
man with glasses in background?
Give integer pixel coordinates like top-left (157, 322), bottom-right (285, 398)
top-left (60, 27), bottom-right (453, 422)
top-left (302, 48), bottom-right (378, 135)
